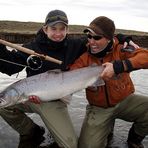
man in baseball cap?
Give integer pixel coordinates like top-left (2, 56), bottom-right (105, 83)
top-left (45, 9), bottom-right (68, 26)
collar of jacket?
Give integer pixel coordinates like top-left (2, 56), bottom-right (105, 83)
top-left (88, 39), bottom-right (113, 58)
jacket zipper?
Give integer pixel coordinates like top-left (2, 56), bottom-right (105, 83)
top-left (104, 84), bottom-right (110, 107)
top-left (100, 58), bottom-right (110, 107)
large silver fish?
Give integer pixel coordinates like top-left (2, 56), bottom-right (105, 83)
top-left (0, 66), bottom-right (104, 108)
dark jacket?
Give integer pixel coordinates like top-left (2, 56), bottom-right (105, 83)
top-left (0, 29), bottom-right (87, 77)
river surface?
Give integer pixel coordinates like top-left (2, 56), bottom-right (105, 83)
top-left (0, 69), bottom-right (148, 148)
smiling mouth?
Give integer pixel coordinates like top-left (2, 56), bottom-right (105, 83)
top-left (90, 46), bottom-right (100, 53)
top-left (54, 38), bottom-right (63, 41)
top-left (91, 46), bottom-right (98, 49)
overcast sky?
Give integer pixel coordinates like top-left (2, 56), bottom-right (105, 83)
top-left (0, 0), bottom-right (148, 32)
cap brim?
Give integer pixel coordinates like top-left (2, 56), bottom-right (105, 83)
top-left (83, 28), bottom-right (96, 34)
top-left (47, 21), bottom-right (68, 26)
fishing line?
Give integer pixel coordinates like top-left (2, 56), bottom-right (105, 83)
top-left (0, 57), bottom-right (41, 71)
top-left (0, 58), bottom-right (28, 78)
top-left (0, 58), bottom-right (27, 68)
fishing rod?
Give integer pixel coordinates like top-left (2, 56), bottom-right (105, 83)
top-left (0, 39), bottom-right (62, 65)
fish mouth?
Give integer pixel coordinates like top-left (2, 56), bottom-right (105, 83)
top-left (0, 93), bottom-right (4, 101)
top-left (0, 93), bottom-right (8, 108)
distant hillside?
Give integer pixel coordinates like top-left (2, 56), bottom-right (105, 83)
top-left (0, 20), bottom-right (148, 36)
top-left (0, 21), bottom-right (148, 47)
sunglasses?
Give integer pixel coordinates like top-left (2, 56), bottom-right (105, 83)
top-left (87, 34), bottom-right (103, 40)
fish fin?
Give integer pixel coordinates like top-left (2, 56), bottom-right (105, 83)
top-left (61, 95), bottom-right (72, 104)
top-left (48, 69), bottom-right (62, 74)
top-left (91, 78), bottom-right (105, 87)
top-left (90, 63), bottom-right (98, 67)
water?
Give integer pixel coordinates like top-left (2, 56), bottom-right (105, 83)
top-left (0, 69), bottom-right (148, 148)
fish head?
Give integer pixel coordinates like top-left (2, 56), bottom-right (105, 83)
top-left (0, 88), bottom-right (19, 108)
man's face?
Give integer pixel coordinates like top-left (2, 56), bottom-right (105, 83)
top-left (87, 32), bottom-right (110, 54)
top-left (43, 23), bottom-right (68, 42)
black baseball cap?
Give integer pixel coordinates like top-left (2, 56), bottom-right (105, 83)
top-left (45, 10), bottom-right (68, 26)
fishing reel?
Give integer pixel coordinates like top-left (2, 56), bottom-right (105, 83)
top-left (27, 55), bottom-right (42, 70)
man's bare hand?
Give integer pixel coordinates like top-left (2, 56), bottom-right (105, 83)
top-left (100, 62), bottom-right (115, 80)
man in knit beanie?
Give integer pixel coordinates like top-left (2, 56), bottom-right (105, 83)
top-left (71, 16), bottom-right (148, 148)
top-left (83, 16), bottom-right (116, 57)
top-left (85, 16), bottom-right (115, 40)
